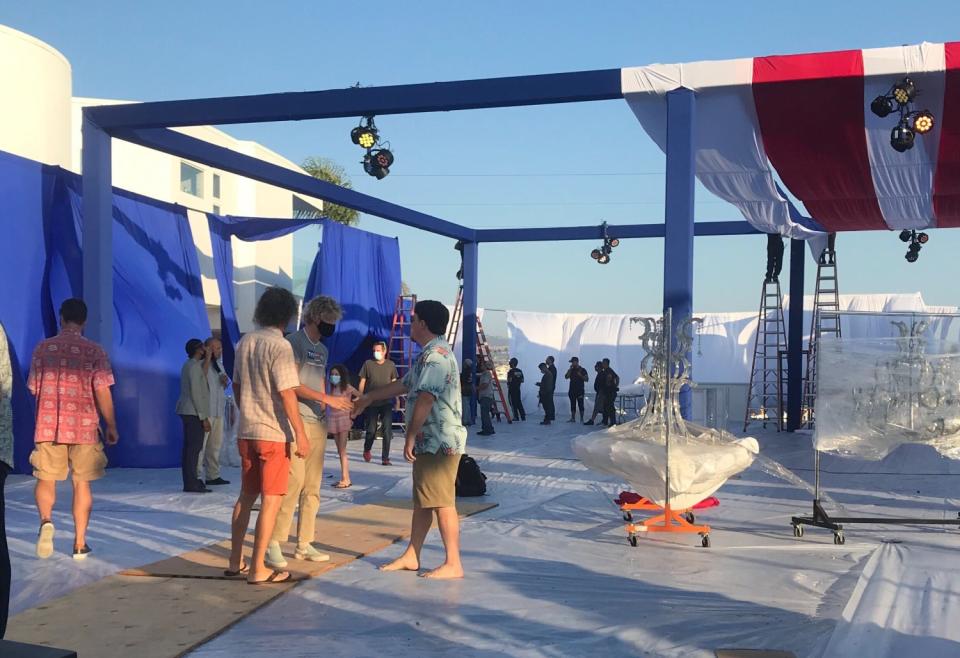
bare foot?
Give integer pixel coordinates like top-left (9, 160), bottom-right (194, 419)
top-left (380, 553), bottom-right (419, 572)
top-left (419, 563), bottom-right (464, 579)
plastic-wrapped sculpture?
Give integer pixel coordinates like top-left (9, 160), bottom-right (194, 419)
top-left (573, 310), bottom-right (759, 511)
top-left (815, 318), bottom-right (960, 460)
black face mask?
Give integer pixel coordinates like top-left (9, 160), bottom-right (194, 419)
top-left (318, 321), bottom-right (336, 338)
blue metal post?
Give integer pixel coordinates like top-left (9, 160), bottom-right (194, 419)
top-left (82, 115), bottom-right (113, 349)
top-left (663, 88), bottom-right (696, 419)
top-left (787, 238), bottom-right (805, 431)
top-left (461, 241), bottom-right (479, 421)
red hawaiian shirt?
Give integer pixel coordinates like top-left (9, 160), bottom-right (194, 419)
top-left (27, 326), bottom-right (115, 445)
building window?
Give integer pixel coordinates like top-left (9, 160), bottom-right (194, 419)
top-left (292, 195), bottom-right (323, 219)
top-left (180, 162), bottom-right (204, 197)
top-left (212, 204), bottom-right (221, 215)
top-left (212, 173), bottom-right (221, 199)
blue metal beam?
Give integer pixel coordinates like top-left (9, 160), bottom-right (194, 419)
top-left (82, 117), bottom-right (113, 349)
top-left (786, 238), bottom-right (805, 431)
top-left (89, 69), bottom-right (623, 130)
top-left (662, 88), bottom-right (696, 419)
top-left (112, 126), bottom-right (475, 241)
top-left (475, 221), bottom-right (757, 243)
top-left (461, 242), bottom-right (480, 424)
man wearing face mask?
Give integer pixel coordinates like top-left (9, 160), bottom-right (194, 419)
top-left (359, 341), bottom-right (398, 465)
top-left (266, 295), bottom-right (344, 568)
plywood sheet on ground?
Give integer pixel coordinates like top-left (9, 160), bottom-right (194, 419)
top-left (6, 500), bottom-right (496, 658)
top-left (7, 575), bottom-right (293, 658)
top-left (121, 500), bottom-right (496, 579)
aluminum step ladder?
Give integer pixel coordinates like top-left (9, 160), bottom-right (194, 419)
top-left (447, 287), bottom-right (511, 423)
top-left (744, 278), bottom-right (787, 431)
top-left (803, 245), bottom-right (841, 428)
top-left (387, 294), bottom-right (417, 432)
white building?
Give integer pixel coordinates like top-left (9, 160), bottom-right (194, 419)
top-left (0, 24), bottom-right (324, 332)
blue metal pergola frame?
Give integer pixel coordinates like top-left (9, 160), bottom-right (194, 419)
top-left (81, 68), bottom-right (808, 427)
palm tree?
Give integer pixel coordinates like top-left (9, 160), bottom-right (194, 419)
top-left (300, 157), bottom-right (360, 226)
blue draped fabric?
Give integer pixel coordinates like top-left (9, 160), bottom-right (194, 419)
top-left (303, 220), bottom-right (402, 376)
top-left (206, 214), bottom-right (322, 376)
top-left (0, 152), bottom-right (61, 472)
top-left (0, 150), bottom-right (210, 471)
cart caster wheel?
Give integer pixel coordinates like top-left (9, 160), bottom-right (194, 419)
top-left (833, 532), bottom-right (845, 545)
top-left (683, 512), bottom-right (695, 524)
top-left (701, 535), bottom-right (711, 548)
top-left (792, 524), bottom-right (804, 538)
top-left (628, 535), bottom-right (638, 547)
top-left (623, 512), bottom-right (633, 522)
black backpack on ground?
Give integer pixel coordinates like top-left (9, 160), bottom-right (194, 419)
top-left (455, 454), bottom-right (487, 497)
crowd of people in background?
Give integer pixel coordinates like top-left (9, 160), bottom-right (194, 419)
top-left (463, 352), bottom-right (622, 429)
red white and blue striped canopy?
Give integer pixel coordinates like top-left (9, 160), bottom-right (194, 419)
top-left (622, 42), bottom-right (960, 237)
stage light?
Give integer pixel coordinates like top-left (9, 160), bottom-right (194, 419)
top-left (871, 95), bottom-right (895, 118)
top-left (893, 78), bottom-right (917, 104)
top-left (351, 125), bottom-right (378, 148)
top-left (905, 243), bottom-right (921, 262)
top-left (891, 121), bottom-right (915, 152)
top-left (598, 253), bottom-right (610, 264)
top-left (591, 248), bottom-right (602, 260)
top-left (917, 232), bottom-right (929, 244)
top-left (899, 229), bottom-right (913, 242)
top-left (351, 116), bottom-right (379, 148)
top-left (372, 148), bottom-right (394, 169)
top-left (913, 110), bottom-right (935, 134)
top-left (609, 238), bottom-right (620, 248)
top-left (362, 149), bottom-right (393, 180)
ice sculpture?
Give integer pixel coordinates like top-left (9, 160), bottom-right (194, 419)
top-left (573, 311), bottom-right (759, 509)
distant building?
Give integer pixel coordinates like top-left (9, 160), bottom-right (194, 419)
top-left (0, 24), bottom-right (325, 332)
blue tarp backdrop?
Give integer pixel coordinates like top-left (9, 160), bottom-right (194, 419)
top-left (0, 150), bottom-right (211, 472)
top-left (303, 220), bottom-right (402, 378)
top-left (206, 213), bottom-right (321, 377)
top-left (0, 150), bottom-right (403, 473)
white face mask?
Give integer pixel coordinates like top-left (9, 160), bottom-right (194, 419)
top-left (374, 350), bottom-right (384, 360)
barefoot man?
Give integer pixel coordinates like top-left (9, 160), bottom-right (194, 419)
top-left (353, 300), bottom-right (467, 579)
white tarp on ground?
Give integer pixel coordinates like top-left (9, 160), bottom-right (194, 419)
top-left (7, 418), bottom-right (960, 656)
top-left (823, 542), bottom-right (960, 657)
top-left (507, 293), bottom-right (958, 409)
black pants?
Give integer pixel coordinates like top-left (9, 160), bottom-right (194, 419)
top-left (766, 234), bottom-right (784, 280)
top-left (602, 391), bottom-right (617, 425)
top-left (0, 463), bottom-right (9, 639)
top-left (541, 394), bottom-right (555, 422)
top-left (364, 406), bottom-right (394, 460)
top-left (180, 414), bottom-right (205, 490)
top-left (508, 388), bottom-right (525, 420)
top-left (569, 392), bottom-right (585, 419)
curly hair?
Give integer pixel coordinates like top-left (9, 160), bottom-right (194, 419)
top-left (253, 287), bottom-right (298, 329)
top-left (302, 295), bottom-right (343, 325)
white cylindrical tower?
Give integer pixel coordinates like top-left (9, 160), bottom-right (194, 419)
top-left (0, 24), bottom-right (72, 166)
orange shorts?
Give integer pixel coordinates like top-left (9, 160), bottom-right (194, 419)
top-left (238, 439), bottom-right (290, 496)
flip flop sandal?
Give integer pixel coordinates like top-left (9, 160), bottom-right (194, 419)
top-left (223, 564), bottom-right (249, 577)
top-left (333, 481), bottom-right (353, 489)
top-left (248, 570), bottom-right (293, 585)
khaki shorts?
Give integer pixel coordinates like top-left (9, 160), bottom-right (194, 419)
top-left (31, 442), bottom-right (108, 482)
top-left (412, 452), bottom-right (460, 509)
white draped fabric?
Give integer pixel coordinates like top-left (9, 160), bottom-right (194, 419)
top-left (506, 293), bottom-right (957, 409)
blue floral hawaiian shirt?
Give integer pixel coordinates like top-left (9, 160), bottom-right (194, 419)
top-left (402, 336), bottom-right (467, 456)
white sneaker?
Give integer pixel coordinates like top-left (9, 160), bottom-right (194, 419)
top-left (295, 543), bottom-right (331, 562)
top-left (36, 521), bottom-right (55, 559)
top-left (265, 541), bottom-right (288, 569)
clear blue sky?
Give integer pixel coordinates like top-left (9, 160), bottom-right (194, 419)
top-left (4, 1), bottom-right (960, 329)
